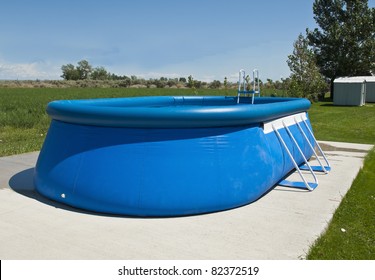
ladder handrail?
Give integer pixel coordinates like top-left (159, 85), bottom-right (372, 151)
top-left (299, 116), bottom-right (331, 170)
top-left (253, 69), bottom-right (260, 90)
top-left (294, 117), bottom-right (329, 173)
top-left (272, 124), bottom-right (317, 191)
top-left (237, 69), bottom-right (246, 104)
top-left (237, 69), bottom-right (260, 104)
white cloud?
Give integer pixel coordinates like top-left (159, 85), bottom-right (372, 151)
top-left (140, 42), bottom-right (292, 83)
top-left (0, 60), bottom-right (60, 80)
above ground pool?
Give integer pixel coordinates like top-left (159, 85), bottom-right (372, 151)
top-left (35, 95), bottom-right (319, 216)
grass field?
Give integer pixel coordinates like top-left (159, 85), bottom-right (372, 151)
top-left (1, 87), bottom-right (374, 259)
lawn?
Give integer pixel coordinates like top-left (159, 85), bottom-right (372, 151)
top-left (307, 147), bottom-right (375, 259)
top-left (308, 102), bottom-right (375, 144)
top-left (1, 87), bottom-right (374, 259)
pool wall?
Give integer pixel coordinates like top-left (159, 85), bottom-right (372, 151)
top-left (34, 96), bottom-right (314, 216)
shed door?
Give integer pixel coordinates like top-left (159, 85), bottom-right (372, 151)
top-left (361, 82), bottom-right (366, 105)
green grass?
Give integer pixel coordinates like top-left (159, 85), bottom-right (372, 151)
top-left (307, 148), bottom-right (375, 259)
top-left (308, 102), bottom-right (375, 144)
top-left (1, 87), bottom-right (374, 259)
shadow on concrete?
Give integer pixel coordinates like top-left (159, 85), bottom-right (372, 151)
top-left (8, 168), bottom-right (36, 195)
top-left (8, 168), bottom-right (134, 218)
top-left (9, 168), bottom-right (88, 213)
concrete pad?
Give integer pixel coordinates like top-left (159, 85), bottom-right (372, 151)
top-left (0, 141), bottom-right (373, 260)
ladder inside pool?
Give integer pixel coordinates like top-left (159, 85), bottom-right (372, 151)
top-left (237, 69), bottom-right (260, 104)
top-left (272, 115), bottom-right (331, 191)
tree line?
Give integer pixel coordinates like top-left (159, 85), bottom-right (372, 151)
top-left (60, 60), bottom-right (228, 89)
top-left (60, 60), bottom-right (292, 91)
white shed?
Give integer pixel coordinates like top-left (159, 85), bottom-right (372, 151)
top-left (361, 76), bottom-right (375, 103)
top-left (333, 77), bottom-right (366, 106)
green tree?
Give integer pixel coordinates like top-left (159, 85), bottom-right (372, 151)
top-left (77, 60), bottom-right (92, 80)
top-left (61, 60), bottom-right (95, 80)
top-left (209, 80), bottom-right (221, 89)
top-left (265, 78), bottom-right (274, 89)
top-left (194, 80), bottom-right (202, 89)
top-left (61, 63), bottom-right (80, 80)
top-left (307, 0), bottom-right (375, 96)
top-left (245, 75), bottom-right (251, 91)
top-left (91, 66), bottom-right (110, 80)
top-left (167, 78), bottom-right (178, 87)
top-left (287, 33), bottom-right (328, 101)
top-left (187, 75), bottom-right (195, 88)
top-left (223, 77), bottom-right (228, 89)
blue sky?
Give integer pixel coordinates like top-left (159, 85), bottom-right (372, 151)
top-left (1, 0), bottom-right (374, 82)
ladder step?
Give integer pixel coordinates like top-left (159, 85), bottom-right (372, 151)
top-left (238, 90), bottom-right (256, 94)
top-left (278, 180), bottom-right (319, 190)
top-left (299, 164), bottom-right (332, 172)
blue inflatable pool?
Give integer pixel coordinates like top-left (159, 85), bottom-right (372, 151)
top-left (34, 96), bottom-right (315, 216)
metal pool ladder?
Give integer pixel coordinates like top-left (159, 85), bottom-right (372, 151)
top-left (294, 115), bottom-right (331, 174)
top-left (237, 69), bottom-right (260, 104)
top-left (272, 116), bottom-right (331, 191)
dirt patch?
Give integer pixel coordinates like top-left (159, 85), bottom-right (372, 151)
top-left (319, 142), bottom-right (370, 153)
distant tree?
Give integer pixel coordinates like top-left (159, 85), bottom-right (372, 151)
top-left (61, 60), bottom-right (95, 80)
top-left (110, 73), bottom-right (130, 81)
top-left (194, 80), bottom-right (202, 89)
top-left (179, 77), bottom-right (187, 83)
top-left (307, 0), bottom-right (375, 96)
top-left (274, 80), bottom-right (283, 90)
top-left (254, 77), bottom-right (262, 86)
top-left (187, 75), bottom-right (195, 88)
top-left (154, 78), bottom-right (167, 88)
top-left (61, 63), bottom-right (80, 80)
top-left (167, 78), bottom-right (178, 87)
top-left (118, 77), bottom-right (131, 87)
top-left (91, 66), bottom-right (110, 80)
top-left (224, 77), bottom-right (228, 89)
top-left (209, 80), bottom-right (221, 89)
top-left (287, 33), bottom-right (328, 101)
top-left (77, 60), bottom-right (92, 80)
top-left (265, 78), bottom-right (274, 89)
top-left (245, 75), bottom-right (251, 90)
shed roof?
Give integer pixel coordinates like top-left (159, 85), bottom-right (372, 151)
top-left (334, 76), bottom-right (375, 83)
